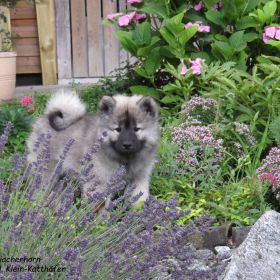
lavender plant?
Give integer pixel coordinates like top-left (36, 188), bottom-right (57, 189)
top-left (0, 123), bottom-right (226, 280)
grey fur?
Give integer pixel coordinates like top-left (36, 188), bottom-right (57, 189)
top-left (27, 92), bottom-right (160, 205)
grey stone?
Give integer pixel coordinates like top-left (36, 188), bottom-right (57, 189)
top-left (185, 226), bottom-right (228, 249)
top-left (232, 226), bottom-right (251, 247)
top-left (196, 249), bottom-right (215, 260)
top-left (214, 246), bottom-right (232, 263)
top-left (222, 210), bottom-right (280, 280)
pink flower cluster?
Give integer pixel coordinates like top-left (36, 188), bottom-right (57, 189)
top-left (263, 26), bottom-right (280, 43)
top-left (194, 1), bottom-right (223, 11)
top-left (185, 21), bottom-right (211, 33)
top-left (181, 58), bottom-right (204, 76)
top-left (106, 11), bottom-right (146, 27)
top-left (257, 147), bottom-right (280, 199)
top-left (21, 96), bottom-right (33, 107)
top-left (171, 123), bottom-right (225, 182)
top-left (233, 122), bottom-right (256, 146)
top-left (181, 97), bottom-right (218, 124)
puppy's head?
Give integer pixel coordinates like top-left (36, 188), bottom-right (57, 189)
top-left (98, 95), bottom-right (160, 158)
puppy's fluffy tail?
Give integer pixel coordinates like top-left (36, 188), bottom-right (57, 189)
top-left (45, 89), bottom-right (86, 131)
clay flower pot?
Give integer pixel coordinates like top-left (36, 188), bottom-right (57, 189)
top-left (0, 51), bottom-right (17, 102)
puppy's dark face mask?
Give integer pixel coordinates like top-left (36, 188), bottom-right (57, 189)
top-left (111, 111), bottom-right (145, 155)
top-left (98, 95), bottom-right (159, 158)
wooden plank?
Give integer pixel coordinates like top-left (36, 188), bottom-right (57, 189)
top-left (55, 0), bottom-right (72, 79)
top-left (17, 56), bottom-right (41, 66)
top-left (36, 0), bottom-right (57, 85)
top-left (12, 26), bottom-right (38, 38)
top-left (10, 6), bottom-right (36, 20)
top-left (103, 0), bottom-right (120, 76)
top-left (70, 0), bottom-right (88, 77)
top-left (14, 37), bottom-right (38, 46)
top-left (11, 19), bottom-right (37, 27)
top-left (12, 1), bottom-right (34, 9)
top-left (15, 45), bottom-right (40, 56)
top-left (87, 0), bottom-right (104, 77)
top-left (17, 64), bottom-right (41, 74)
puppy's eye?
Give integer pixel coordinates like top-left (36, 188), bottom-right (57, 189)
top-left (134, 127), bottom-right (141, 132)
top-left (115, 127), bottom-right (121, 132)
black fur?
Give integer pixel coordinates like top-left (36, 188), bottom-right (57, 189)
top-left (48, 111), bottom-right (64, 131)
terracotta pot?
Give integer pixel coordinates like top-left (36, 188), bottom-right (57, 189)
top-left (0, 51), bottom-right (17, 103)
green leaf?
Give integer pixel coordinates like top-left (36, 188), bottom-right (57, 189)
top-left (139, 2), bottom-right (168, 19)
top-left (137, 36), bottom-right (161, 57)
top-left (203, 0), bottom-right (217, 10)
top-left (132, 22), bottom-right (152, 46)
top-left (236, 16), bottom-right (259, 30)
top-left (205, 10), bottom-right (226, 27)
top-left (266, 40), bottom-right (280, 50)
top-left (244, 32), bottom-right (258, 42)
top-left (212, 41), bottom-right (235, 60)
top-left (144, 47), bottom-right (161, 75)
top-left (178, 25), bottom-right (198, 46)
top-left (130, 86), bottom-right (160, 100)
top-left (159, 27), bottom-right (177, 47)
top-left (249, 9), bottom-right (265, 24)
top-left (229, 31), bottom-right (247, 52)
top-left (134, 67), bottom-right (150, 79)
top-left (243, 0), bottom-right (262, 14)
top-left (263, 0), bottom-right (277, 22)
top-left (115, 31), bottom-right (138, 56)
top-left (162, 84), bottom-right (181, 92)
top-left (161, 95), bottom-right (182, 104)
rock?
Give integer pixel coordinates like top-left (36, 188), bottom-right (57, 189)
top-left (196, 249), bottom-right (215, 260)
top-left (214, 246), bottom-right (232, 262)
top-left (231, 226), bottom-right (251, 247)
top-left (185, 226), bottom-right (228, 249)
top-left (222, 210), bottom-right (280, 280)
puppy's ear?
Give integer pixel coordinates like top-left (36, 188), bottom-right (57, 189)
top-left (137, 96), bottom-right (159, 118)
top-left (98, 96), bottom-right (116, 114)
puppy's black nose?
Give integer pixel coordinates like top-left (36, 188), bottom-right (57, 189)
top-left (123, 143), bottom-right (132, 150)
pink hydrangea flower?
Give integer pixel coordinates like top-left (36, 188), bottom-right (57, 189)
top-left (118, 11), bottom-right (136, 26)
top-left (213, 1), bottom-right (223, 10)
top-left (127, 0), bottom-right (142, 3)
top-left (198, 24), bottom-right (211, 32)
top-left (185, 21), bottom-right (210, 33)
top-left (263, 33), bottom-right (270, 43)
top-left (118, 12), bottom-right (146, 26)
top-left (181, 60), bottom-right (188, 75)
top-left (134, 13), bottom-right (146, 20)
top-left (262, 26), bottom-right (280, 43)
top-left (106, 13), bottom-right (123, 20)
top-left (265, 26), bottom-right (276, 38)
top-left (190, 58), bottom-right (204, 75)
top-left (275, 27), bottom-right (280, 40)
top-left (21, 96), bottom-right (33, 107)
top-left (194, 1), bottom-right (203, 11)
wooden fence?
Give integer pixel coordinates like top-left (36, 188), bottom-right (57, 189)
top-left (55, 0), bottom-right (129, 85)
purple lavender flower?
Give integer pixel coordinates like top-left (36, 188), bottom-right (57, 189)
top-left (0, 122), bottom-right (13, 154)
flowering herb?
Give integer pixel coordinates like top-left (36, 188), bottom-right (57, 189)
top-left (0, 126), bottom-right (225, 279)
